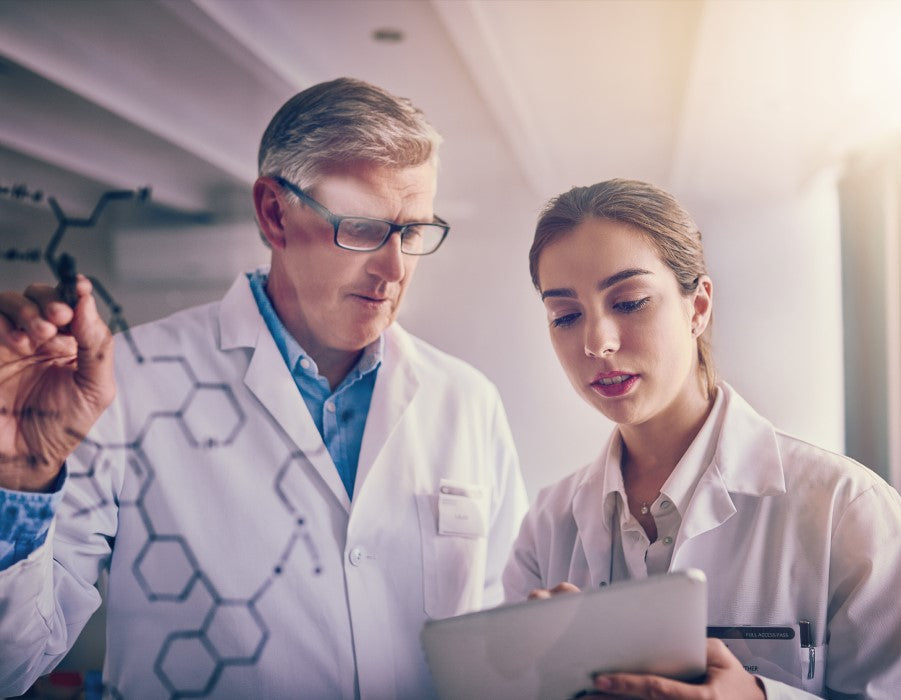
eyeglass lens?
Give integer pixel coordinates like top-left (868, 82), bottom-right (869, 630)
top-left (336, 219), bottom-right (444, 254)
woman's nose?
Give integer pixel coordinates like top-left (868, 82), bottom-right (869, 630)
top-left (584, 317), bottom-right (619, 358)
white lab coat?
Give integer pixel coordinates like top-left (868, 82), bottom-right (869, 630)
top-left (0, 272), bottom-right (528, 699)
top-left (503, 383), bottom-right (901, 699)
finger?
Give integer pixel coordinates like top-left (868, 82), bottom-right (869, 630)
top-left (0, 310), bottom-right (34, 354)
top-left (550, 582), bottom-right (581, 595)
top-left (0, 290), bottom-right (58, 344)
top-left (69, 289), bottom-right (115, 405)
top-left (58, 274), bottom-right (93, 310)
top-left (705, 637), bottom-right (737, 669)
top-left (528, 588), bottom-right (552, 600)
top-left (25, 280), bottom-right (77, 326)
top-left (707, 637), bottom-right (735, 664)
top-left (593, 672), bottom-right (698, 699)
top-left (22, 282), bottom-right (61, 308)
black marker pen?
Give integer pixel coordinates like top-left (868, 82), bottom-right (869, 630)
top-left (799, 620), bottom-right (815, 680)
top-left (57, 253), bottom-right (78, 308)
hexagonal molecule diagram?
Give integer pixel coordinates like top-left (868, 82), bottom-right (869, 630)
top-left (202, 600), bottom-right (267, 664)
top-left (179, 383), bottom-right (246, 449)
top-left (1, 182), bottom-right (323, 699)
top-left (155, 631), bottom-right (219, 698)
top-left (133, 535), bottom-right (201, 602)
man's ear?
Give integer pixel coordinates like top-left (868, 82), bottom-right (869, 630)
top-left (691, 275), bottom-right (713, 336)
top-left (253, 177), bottom-right (288, 249)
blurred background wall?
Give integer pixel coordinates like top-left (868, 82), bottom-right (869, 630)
top-left (1, 0), bottom-right (899, 501)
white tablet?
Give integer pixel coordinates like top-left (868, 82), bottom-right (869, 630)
top-left (421, 569), bottom-right (707, 700)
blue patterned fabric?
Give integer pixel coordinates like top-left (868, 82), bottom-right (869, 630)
top-left (0, 468), bottom-right (65, 569)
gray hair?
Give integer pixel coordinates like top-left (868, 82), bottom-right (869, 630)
top-left (258, 77), bottom-right (442, 189)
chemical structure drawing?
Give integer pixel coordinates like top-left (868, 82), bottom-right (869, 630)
top-left (0, 183), bottom-right (323, 699)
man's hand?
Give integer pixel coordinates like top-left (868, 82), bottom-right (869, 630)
top-left (591, 638), bottom-right (767, 699)
top-left (0, 277), bottom-right (115, 492)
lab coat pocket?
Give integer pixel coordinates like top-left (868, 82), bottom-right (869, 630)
top-left (416, 487), bottom-right (488, 620)
top-left (710, 625), bottom-right (825, 694)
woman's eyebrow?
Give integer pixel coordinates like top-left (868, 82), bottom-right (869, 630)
top-left (598, 268), bottom-right (652, 290)
top-left (540, 287), bottom-right (575, 300)
top-left (540, 268), bottom-right (652, 300)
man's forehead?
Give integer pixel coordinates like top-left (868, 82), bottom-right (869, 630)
top-left (311, 163), bottom-right (437, 205)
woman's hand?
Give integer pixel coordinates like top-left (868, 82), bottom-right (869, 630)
top-left (591, 638), bottom-right (766, 699)
top-left (528, 582), bottom-right (582, 600)
top-left (0, 277), bottom-right (115, 492)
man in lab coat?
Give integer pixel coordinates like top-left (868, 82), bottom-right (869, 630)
top-left (0, 77), bottom-right (528, 698)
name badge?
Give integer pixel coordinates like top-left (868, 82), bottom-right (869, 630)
top-left (437, 478), bottom-right (487, 538)
top-left (708, 625), bottom-right (803, 684)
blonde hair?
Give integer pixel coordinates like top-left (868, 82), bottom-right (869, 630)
top-left (530, 179), bottom-right (716, 395)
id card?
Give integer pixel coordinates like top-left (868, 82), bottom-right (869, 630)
top-left (708, 625), bottom-right (802, 684)
top-left (437, 478), bottom-right (487, 538)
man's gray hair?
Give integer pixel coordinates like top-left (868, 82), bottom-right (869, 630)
top-left (258, 77), bottom-right (442, 190)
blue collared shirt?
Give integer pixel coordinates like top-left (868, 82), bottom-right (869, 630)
top-left (247, 269), bottom-right (381, 499)
top-left (0, 271), bottom-right (381, 569)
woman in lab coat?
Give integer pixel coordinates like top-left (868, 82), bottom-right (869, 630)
top-left (502, 179), bottom-right (901, 699)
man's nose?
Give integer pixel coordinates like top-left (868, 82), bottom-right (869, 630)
top-left (365, 231), bottom-right (406, 282)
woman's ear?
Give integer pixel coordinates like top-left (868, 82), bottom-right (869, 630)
top-left (691, 275), bottom-right (713, 336)
top-left (253, 177), bottom-right (288, 249)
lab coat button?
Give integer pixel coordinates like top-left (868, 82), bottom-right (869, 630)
top-left (660, 500), bottom-right (671, 509)
top-left (349, 547), bottom-right (364, 566)
top-left (663, 536), bottom-right (673, 545)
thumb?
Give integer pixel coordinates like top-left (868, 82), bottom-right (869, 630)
top-left (70, 285), bottom-right (115, 406)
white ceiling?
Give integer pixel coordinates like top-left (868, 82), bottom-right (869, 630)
top-left (2, 0), bottom-right (900, 220)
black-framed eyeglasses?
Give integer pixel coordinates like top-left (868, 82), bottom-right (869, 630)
top-left (275, 176), bottom-right (450, 255)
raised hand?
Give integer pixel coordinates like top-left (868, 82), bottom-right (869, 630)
top-left (0, 277), bottom-right (115, 492)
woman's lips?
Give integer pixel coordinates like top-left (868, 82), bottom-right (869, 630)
top-left (590, 372), bottom-right (639, 397)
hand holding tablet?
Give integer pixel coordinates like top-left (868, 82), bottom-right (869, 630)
top-left (422, 569), bottom-right (708, 699)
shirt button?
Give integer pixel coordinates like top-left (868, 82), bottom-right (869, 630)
top-left (663, 536), bottom-right (673, 545)
top-left (300, 358), bottom-right (312, 370)
top-left (660, 500), bottom-right (671, 509)
top-left (325, 402), bottom-right (336, 413)
top-left (349, 547), bottom-right (363, 566)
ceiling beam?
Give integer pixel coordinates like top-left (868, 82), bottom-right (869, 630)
top-left (0, 55), bottom-right (227, 212)
top-left (0, 0), bottom-right (277, 199)
top-left (430, 0), bottom-right (559, 199)
top-left (188, 0), bottom-right (314, 92)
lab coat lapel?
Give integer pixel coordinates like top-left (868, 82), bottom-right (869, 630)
top-left (572, 467), bottom-right (615, 587)
top-left (674, 383), bottom-right (786, 549)
top-left (218, 273), bottom-right (351, 512)
top-left (354, 325), bottom-right (419, 497)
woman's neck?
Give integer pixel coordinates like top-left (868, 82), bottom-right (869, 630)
top-left (619, 382), bottom-right (714, 487)
top-left (617, 382), bottom-right (715, 539)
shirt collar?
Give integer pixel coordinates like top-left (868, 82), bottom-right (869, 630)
top-left (592, 385), bottom-right (726, 522)
top-left (247, 269), bottom-right (383, 387)
top-left (658, 385), bottom-right (725, 515)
